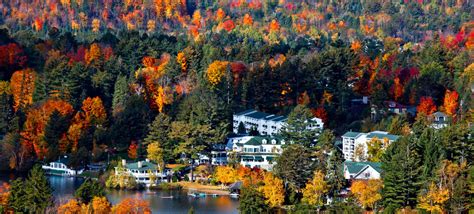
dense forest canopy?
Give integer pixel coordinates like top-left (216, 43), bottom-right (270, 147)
top-left (0, 0), bottom-right (472, 213)
top-left (0, 0), bottom-right (472, 171)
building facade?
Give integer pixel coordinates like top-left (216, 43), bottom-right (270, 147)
top-left (226, 136), bottom-right (284, 170)
top-left (115, 159), bottom-right (170, 186)
top-left (342, 131), bottom-right (399, 161)
top-left (233, 109), bottom-right (323, 136)
top-left (430, 111), bottom-right (449, 129)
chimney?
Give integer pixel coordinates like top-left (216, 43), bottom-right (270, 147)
top-left (122, 159), bottom-right (126, 167)
top-left (145, 158), bottom-right (150, 162)
top-left (138, 161), bottom-right (142, 168)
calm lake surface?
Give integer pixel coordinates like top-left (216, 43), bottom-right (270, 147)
top-left (0, 173), bottom-right (239, 214)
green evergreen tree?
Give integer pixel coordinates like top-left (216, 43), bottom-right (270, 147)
top-left (17, 165), bottom-right (53, 213)
top-left (280, 105), bottom-right (320, 147)
top-left (0, 93), bottom-right (13, 136)
top-left (381, 136), bottom-right (422, 210)
top-left (237, 121), bottom-right (246, 134)
top-left (7, 178), bottom-right (27, 212)
top-left (144, 113), bottom-right (173, 162)
top-left (274, 144), bottom-right (316, 192)
top-left (239, 187), bottom-right (269, 214)
top-left (44, 110), bottom-right (70, 160)
top-left (112, 75), bottom-right (129, 113)
top-left (74, 178), bottom-right (105, 203)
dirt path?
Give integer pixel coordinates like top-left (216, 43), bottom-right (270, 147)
top-left (177, 181), bottom-right (230, 195)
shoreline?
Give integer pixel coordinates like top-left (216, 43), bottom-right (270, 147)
top-left (177, 181), bottom-right (230, 195)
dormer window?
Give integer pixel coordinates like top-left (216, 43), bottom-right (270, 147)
top-left (271, 139), bottom-right (276, 144)
top-left (262, 139), bottom-right (267, 144)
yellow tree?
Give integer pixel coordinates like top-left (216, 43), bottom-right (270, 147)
top-left (58, 199), bottom-right (82, 214)
top-left (259, 172), bottom-right (285, 207)
top-left (353, 143), bottom-right (367, 162)
top-left (85, 43), bottom-right (101, 65)
top-left (302, 171), bottom-right (328, 206)
top-left (350, 179), bottom-right (382, 209)
top-left (155, 86), bottom-right (173, 113)
top-left (147, 141), bottom-right (164, 172)
top-left (10, 68), bottom-right (36, 111)
top-left (214, 166), bottom-right (237, 186)
top-left (206, 60), bottom-right (229, 87)
top-left (176, 52), bottom-right (187, 73)
top-left (418, 182), bottom-right (449, 213)
top-left (92, 196), bottom-right (111, 214)
top-left (367, 137), bottom-right (383, 162)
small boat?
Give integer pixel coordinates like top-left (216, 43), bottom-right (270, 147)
top-left (229, 193), bottom-right (239, 198)
top-left (188, 193), bottom-right (198, 197)
top-left (161, 196), bottom-right (174, 199)
top-left (211, 194), bottom-right (218, 197)
top-left (199, 193), bottom-right (206, 197)
top-left (145, 192), bottom-right (157, 195)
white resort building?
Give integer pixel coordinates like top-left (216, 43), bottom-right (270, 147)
top-left (115, 159), bottom-right (170, 187)
top-left (233, 109), bottom-right (324, 136)
top-left (42, 157), bottom-right (83, 176)
top-left (341, 131), bottom-right (399, 161)
top-left (227, 136), bottom-right (284, 170)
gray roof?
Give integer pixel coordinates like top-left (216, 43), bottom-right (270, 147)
top-left (432, 111), bottom-right (448, 117)
top-left (235, 109), bottom-right (287, 121)
top-left (342, 131), bottom-right (362, 138)
top-left (235, 109), bottom-right (256, 116)
top-left (246, 111), bottom-right (270, 119)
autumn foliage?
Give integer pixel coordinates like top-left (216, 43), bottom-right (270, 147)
top-left (128, 142), bottom-right (138, 159)
top-left (10, 68), bottom-right (36, 111)
top-left (443, 90), bottom-right (459, 116)
top-left (350, 179), bottom-right (383, 209)
top-left (417, 96), bottom-right (437, 116)
top-left (206, 60), bottom-right (229, 87)
top-left (214, 165), bottom-right (237, 185)
top-left (58, 199), bottom-right (82, 214)
top-left (258, 172), bottom-right (285, 207)
top-left (21, 99), bottom-right (74, 159)
top-left (111, 198), bottom-right (151, 214)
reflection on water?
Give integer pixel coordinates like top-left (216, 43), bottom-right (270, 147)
top-left (0, 173), bottom-right (238, 214)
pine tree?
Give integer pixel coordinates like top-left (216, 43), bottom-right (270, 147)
top-left (382, 136), bottom-right (422, 210)
top-left (44, 110), bottom-right (70, 159)
top-left (144, 114), bottom-right (173, 162)
top-left (0, 93), bottom-right (13, 135)
top-left (7, 178), bottom-right (27, 212)
top-left (74, 179), bottom-right (105, 203)
top-left (10, 165), bottom-right (53, 213)
top-left (280, 105), bottom-right (320, 147)
top-left (239, 187), bottom-right (269, 214)
top-left (112, 75), bottom-right (129, 113)
top-left (274, 144), bottom-right (316, 191)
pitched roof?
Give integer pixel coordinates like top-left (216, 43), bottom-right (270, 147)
top-left (244, 136), bottom-right (284, 145)
top-left (344, 161), bottom-right (382, 174)
top-left (125, 161), bottom-right (158, 171)
top-left (432, 111), bottom-right (448, 117)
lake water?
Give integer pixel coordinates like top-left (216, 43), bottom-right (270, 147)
top-left (0, 173), bottom-right (239, 214)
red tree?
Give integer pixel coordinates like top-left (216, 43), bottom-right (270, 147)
top-left (417, 96), bottom-right (437, 115)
